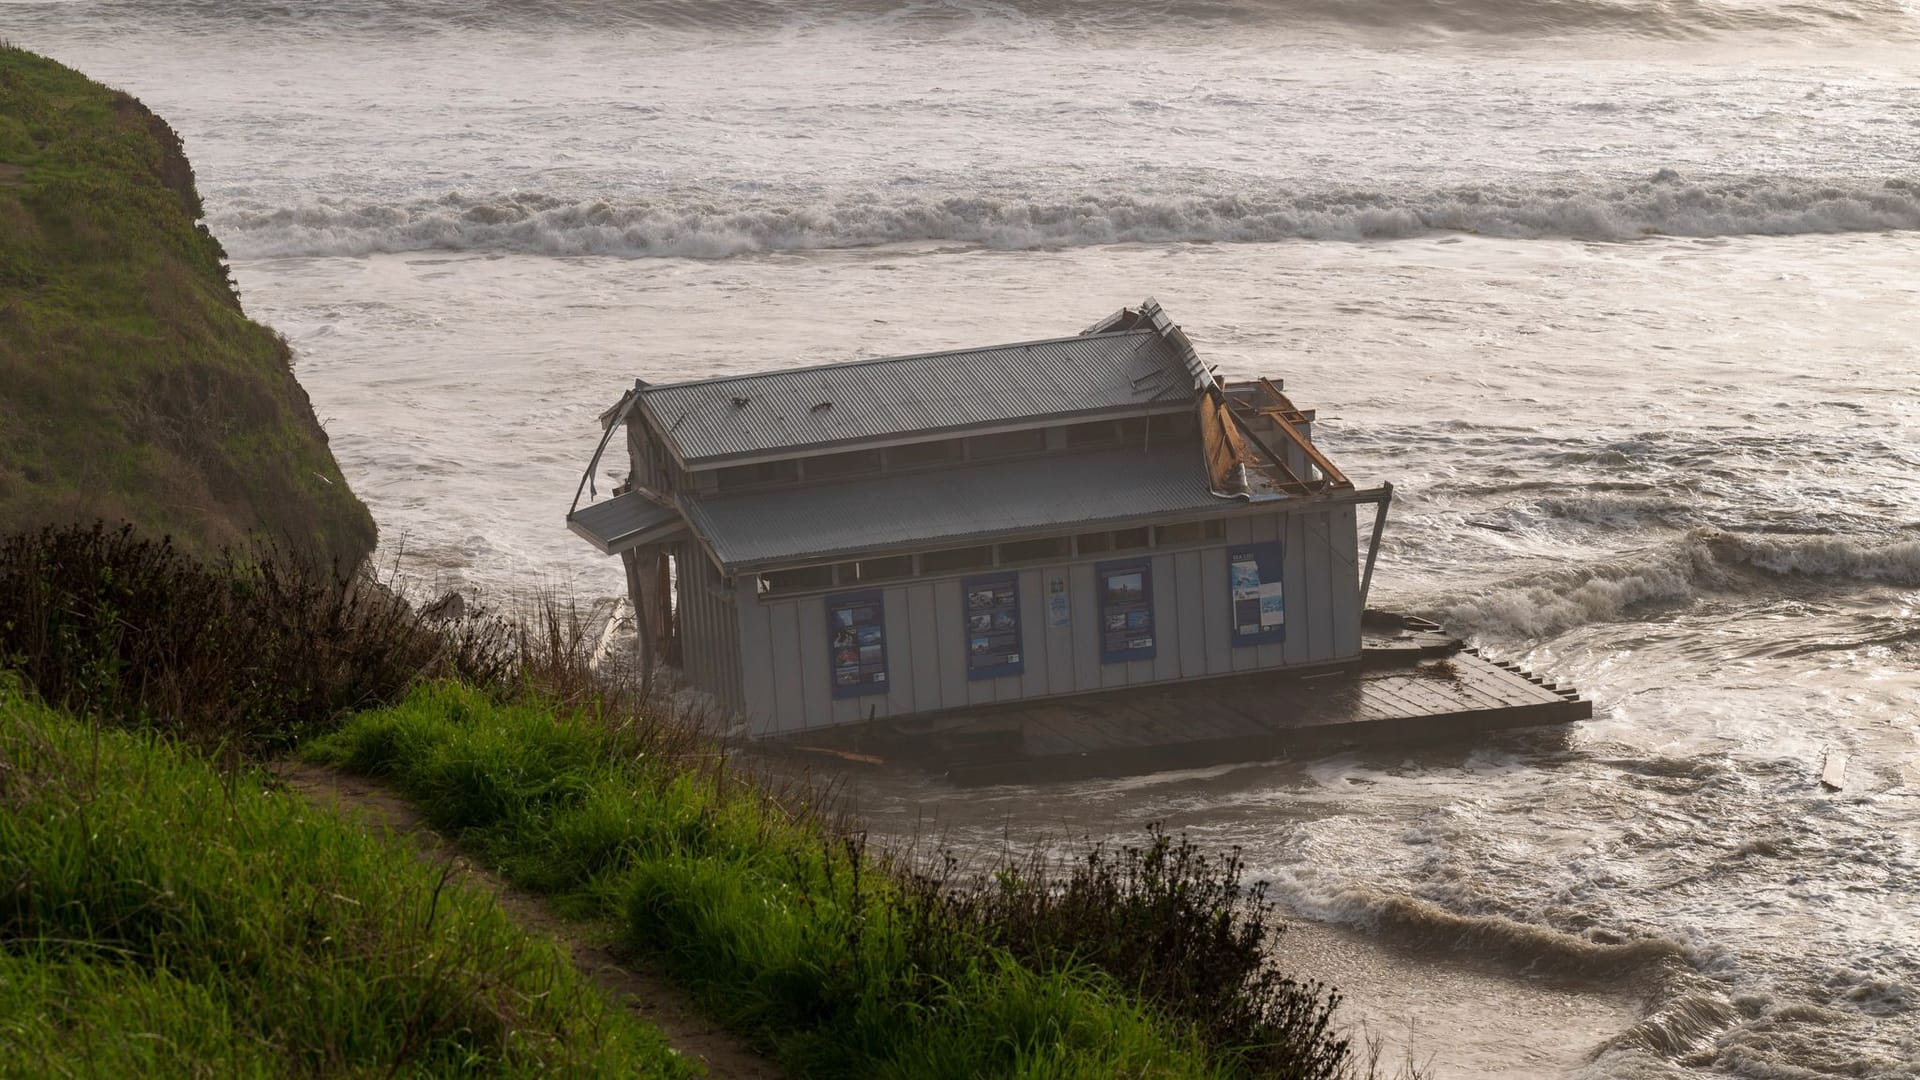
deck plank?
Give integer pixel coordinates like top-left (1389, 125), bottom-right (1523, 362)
top-left (788, 648), bottom-right (1589, 782)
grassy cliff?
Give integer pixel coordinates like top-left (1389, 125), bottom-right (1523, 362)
top-left (0, 680), bottom-right (693, 1077)
top-left (0, 46), bottom-right (374, 569)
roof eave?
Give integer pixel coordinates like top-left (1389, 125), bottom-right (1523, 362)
top-left (704, 486), bottom-right (1390, 575)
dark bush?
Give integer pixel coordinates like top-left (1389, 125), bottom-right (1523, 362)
top-left (0, 522), bottom-right (512, 750)
top-left (899, 826), bottom-right (1349, 1080)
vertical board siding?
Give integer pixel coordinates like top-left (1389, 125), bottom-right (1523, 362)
top-left (1307, 511), bottom-right (1336, 663)
top-left (735, 578), bottom-right (777, 736)
top-left (1281, 512), bottom-right (1310, 667)
top-left (1070, 563), bottom-right (1100, 692)
top-left (716, 557), bottom-right (744, 711)
top-left (727, 504), bottom-right (1369, 734)
top-left (906, 583), bottom-right (941, 715)
top-left (797, 597), bottom-right (839, 729)
top-left (766, 602), bottom-right (803, 736)
top-left (1018, 569), bottom-right (1050, 699)
top-left (879, 588), bottom-right (917, 714)
top-left (1200, 547), bottom-right (1233, 675)
top-left (679, 548), bottom-right (745, 713)
top-left (935, 582), bottom-right (967, 705)
top-left (1150, 553), bottom-right (1181, 683)
top-left (1331, 504), bottom-right (1362, 658)
top-left (1175, 550), bottom-right (1205, 678)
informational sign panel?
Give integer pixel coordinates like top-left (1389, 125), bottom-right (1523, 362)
top-left (1228, 541), bottom-right (1286, 646)
top-left (1046, 572), bottom-right (1071, 628)
top-left (963, 573), bottom-right (1024, 680)
top-left (827, 590), bottom-right (889, 698)
top-left (1097, 559), bottom-right (1156, 663)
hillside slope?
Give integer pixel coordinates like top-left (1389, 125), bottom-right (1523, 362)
top-left (0, 46), bottom-right (374, 568)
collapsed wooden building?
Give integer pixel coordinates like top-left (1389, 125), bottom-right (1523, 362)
top-left (568, 299), bottom-right (1399, 736)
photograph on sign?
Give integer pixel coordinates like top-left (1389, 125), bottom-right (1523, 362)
top-left (826, 590), bottom-right (889, 698)
top-left (1227, 542), bottom-right (1286, 646)
top-left (1097, 559), bottom-right (1155, 662)
top-left (962, 574), bottom-right (1024, 679)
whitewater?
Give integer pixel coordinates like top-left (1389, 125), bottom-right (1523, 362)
top-left (11, 0), bottom-right (1917, 1075)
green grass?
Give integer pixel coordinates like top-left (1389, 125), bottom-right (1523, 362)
top-left (313, 681), bottom-right (1232, 1079)
top-left (0, 45), bottom-right (374, 568)
top-left (0, 679), bottom-right (696, 1078)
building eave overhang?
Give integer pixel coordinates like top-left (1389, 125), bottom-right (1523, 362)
top-left (708, 483), bottom-right (1392, 575)
top-left (566, 489), bottom-right (688, 556)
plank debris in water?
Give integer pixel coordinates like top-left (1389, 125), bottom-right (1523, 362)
top-left (1820, 750), bottom-right (1847, 792)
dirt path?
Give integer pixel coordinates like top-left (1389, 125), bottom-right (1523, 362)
top-left (276, 762), bottom-right (784, 1080)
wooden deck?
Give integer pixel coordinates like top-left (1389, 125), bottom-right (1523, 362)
top-left (775, 638), bottom-right (1591, 784)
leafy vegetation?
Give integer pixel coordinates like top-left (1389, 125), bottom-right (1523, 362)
top-left (313, 683), bottom-right (1357, 1079)
top-left (0, 680), bottom-right (695, 1078)
top-left (312, 683), bottom-right (1225, 1078)
top-left (2, 519), bottom-right (1374, 1077)
top-left (0, 45), bottom-right (374, 568)
top-left (0, 523), bottom-right (513, 754)
top-left (907, 832), bottom-right (1350, 1078)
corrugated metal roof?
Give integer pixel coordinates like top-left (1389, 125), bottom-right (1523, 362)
top-left (568, 490), bottom-right (685, 555)
top-left (639, 330), bottom-right (1189, 465)
top-left (682, 444), bottom-right (1238, 569)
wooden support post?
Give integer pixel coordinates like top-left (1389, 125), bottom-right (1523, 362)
top-left (655, 551), bottom-right (678, 665)
top-left (1359, 483), bottom-right (1393, 612)
top-left (622, 548), bottom-right (655, 702)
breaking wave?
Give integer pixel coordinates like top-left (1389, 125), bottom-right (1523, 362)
top-left (1277, 884), bottom-right (1688, 978)
top-left (1424, 528), bottom-right (1920, 639)
top-left (1605, 988), bottom-right (1743, 1058)
top-left (211, 175), bottom-right (1920, 260)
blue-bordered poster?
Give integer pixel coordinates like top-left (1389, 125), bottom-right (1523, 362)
top-left (963, 573), bottom-right (1024, 679)
top-left (1228, 541), bottom-right (1286, 646)
top-left (1097, 559), bottom-right (1155, 663)
top-left (827, 590), bottom-right (889, 698)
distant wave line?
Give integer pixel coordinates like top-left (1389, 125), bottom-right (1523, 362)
top-left (70, 0), bottom-right (1920, 39)
top-left (210, 175), bottom-right (1920, 259)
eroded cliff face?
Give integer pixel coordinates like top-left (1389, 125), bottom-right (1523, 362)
top-left (0, 47), bottom-right (376, 569)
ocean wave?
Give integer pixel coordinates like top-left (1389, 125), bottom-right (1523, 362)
top-left (79, 0), bottom-right (1920, 39)
top-left (1278, 885), bottom-right (1688, 978)
top-left (1423, 528), bottom-right (1920, 639)
top-left (1606, 988), bottom-right (1743, 1057)
top-left (1535, 492), bottom-right (1703, 528)
top-left (210, 175), bottom-right (1920, 259)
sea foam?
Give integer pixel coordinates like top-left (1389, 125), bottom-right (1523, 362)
top-left (211, 176), bottom-right (1920, 260)
top-left (1423, 528), bottom-right (1920, 639)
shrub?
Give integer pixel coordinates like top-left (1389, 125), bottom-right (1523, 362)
top-left (898, 830), bottom-right (1348, 1079)
top-left (0, 522), bottom-right (512, 751)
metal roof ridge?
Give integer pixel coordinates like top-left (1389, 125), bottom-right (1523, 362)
top-left (672, 399), bottom-right (1196, 466)
top-left (687, 445), bottom-right (1198, 506)
top-left (637, 329), bottom-right (1164, 394)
